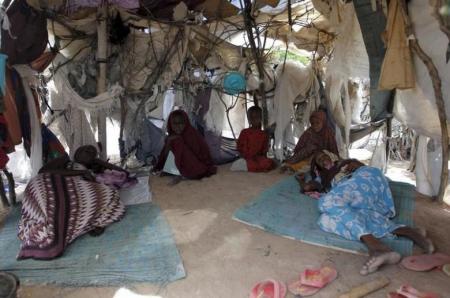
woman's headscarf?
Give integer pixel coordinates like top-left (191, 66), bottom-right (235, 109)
top-left (293, 109), bottom-right (339, 158)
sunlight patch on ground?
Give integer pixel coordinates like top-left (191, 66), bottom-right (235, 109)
top-left (113, 288), bottom-right (161, 298)
top-left (209, 228), bottom-right (253, 260)
top-left (163, 209), bottom-right (218, 244)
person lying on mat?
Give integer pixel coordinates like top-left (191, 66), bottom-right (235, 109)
top-left (231, 106), bottom-right (274, 172)
top-left (281, 109), bottom-right (339, 174)
top-left (153, 109), bottom-right (217, 184)
top-left (297, 150), bottom-right (435, 275)
top-left (18, 146), bottom-right (127, 260)
top-left (40, 145), bottom-right (137, 189)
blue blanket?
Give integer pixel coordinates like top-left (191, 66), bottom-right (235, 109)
top-left (233, 177), bottom-right (414, 255)
top-left (0, 203), bottom-right (185, 286)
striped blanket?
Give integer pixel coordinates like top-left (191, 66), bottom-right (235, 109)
top-left (17, 173), bottom-right (125, 260)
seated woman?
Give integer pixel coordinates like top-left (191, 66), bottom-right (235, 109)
top-left (282, 109), bottom-right (339, 173)
top-left (153, 110), bottom-right (217, 183)
top-left (231, 106), bottom-right (274, 172)
top-left (17, 145), bottom-right (130, 260)
top-left (298, 150), bottom-right (434, 275)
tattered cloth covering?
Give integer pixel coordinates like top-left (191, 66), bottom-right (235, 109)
top-left (378, 0), bottom-right (415, 90)
top-left (120, 26), bottom-right (186, 91)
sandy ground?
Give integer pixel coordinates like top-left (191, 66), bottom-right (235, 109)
top-left (3, 165), bottom-right (450, 298)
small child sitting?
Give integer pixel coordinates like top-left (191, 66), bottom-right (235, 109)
top-left (231, 106), bottom-right (274, 172)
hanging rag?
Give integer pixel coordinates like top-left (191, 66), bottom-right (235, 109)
top-left (378, 0), bottom-right (415, 90)
top-left (3, 67), bottom-right (23, 147)
top-left (13, 65), bottom-right (43, 177)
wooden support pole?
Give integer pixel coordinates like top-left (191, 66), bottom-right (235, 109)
top-left (96, 4), bottom-right (108, 159)
top-left (241, 0), bottom-right (268, 128)
top-left (399, 0), bottom-right (449, 203)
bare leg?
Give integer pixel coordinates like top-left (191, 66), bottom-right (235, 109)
top-left (360, 234), bottom-right (401, 275)
top-left (393, 226), bottom-right (435, 254)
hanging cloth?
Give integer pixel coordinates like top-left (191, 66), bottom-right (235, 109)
top-left (13, 65), bottom-right (42, 177)
top-left (378, 0), bottom-right (415, 90)
top-left (3, 67), bottom-right (22, 146)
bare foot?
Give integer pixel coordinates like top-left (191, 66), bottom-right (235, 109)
top-left (360, 251), bottom-right (401, 275)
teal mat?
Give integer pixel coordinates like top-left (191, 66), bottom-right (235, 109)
top-left (0, 203), bottom-right (185, 286)
top-left (233, 177), bottom-right (415, 256)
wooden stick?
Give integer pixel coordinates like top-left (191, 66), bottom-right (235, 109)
top-left (96, 4), bottom-right (108, 160)
top-left (339, 276), bottom-right (390, 298)
top-left (398, 0), bottom-right (449, 203)
top-left (241, 0), bottom-right (268, 128)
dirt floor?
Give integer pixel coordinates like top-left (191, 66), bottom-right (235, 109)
top-left (4, 164), bottom-right (450, 298)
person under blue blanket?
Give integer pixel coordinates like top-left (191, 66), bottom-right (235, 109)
top-left (297, 150), bottom-right (435, 275)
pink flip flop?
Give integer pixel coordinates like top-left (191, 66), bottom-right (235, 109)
top-left (288, 266), bottom-right (338, 297)
top-left (250, 279), bottom-right (287, 298)
top-left (389, 284), bottom-right (440, 298)
top-left (401, 253), bottom-right (450, 272)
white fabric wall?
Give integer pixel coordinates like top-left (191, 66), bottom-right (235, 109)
top-left (393, 1), bottom-right (450, 197)
top-left (325, 2), bottom-right (369, 158)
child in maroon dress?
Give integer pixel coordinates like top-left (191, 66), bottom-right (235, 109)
top-left (154, 110), bottom-right (217, 180)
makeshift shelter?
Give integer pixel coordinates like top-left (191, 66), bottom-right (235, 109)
top-left (0, 0), bottom-right (449, 204)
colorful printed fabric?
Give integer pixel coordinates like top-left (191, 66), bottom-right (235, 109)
top-left (18, 173), bottom-right (125, 260)
top-left (317, 166), bottom-right (402, 241)
top-left (237, 128), bottom-right (274, 172)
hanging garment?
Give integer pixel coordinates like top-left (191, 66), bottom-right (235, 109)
top-left (3, 68), bottom-right (23, 147)
top-left (237, 127), bottom-right (274, 172)
top-left (1, 0), bottom-right (47, 65)
top-left (14, 65), bottom-right (43, 177)
top-left (155, 110), bottom-right (216, 179)
top-left (378, 0), bottom-right (415, 90)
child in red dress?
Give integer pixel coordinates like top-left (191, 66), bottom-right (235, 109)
top-left (235, 106), bottom-right (274, 172)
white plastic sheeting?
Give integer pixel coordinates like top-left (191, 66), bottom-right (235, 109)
top-left (393, 1), bottom-right (450, 197)
top-left (47, 55), bottom-right (123, 156)
top-left (325, 2), bottom-right (369, 158)
top-left (415, 136), bottom-right (441, 197)
top-left (272, 61), bottom-right (320, 160)
top-left (13, 65), bottom-right (43, 178)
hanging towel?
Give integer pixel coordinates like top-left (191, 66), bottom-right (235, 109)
top-left (378, 0), bottom-right (415, 90)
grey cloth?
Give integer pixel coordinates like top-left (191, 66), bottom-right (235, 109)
top-left (135, 119), bottom-right (165, 165)
top-left (230, 158), bottom-right (248, 172)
